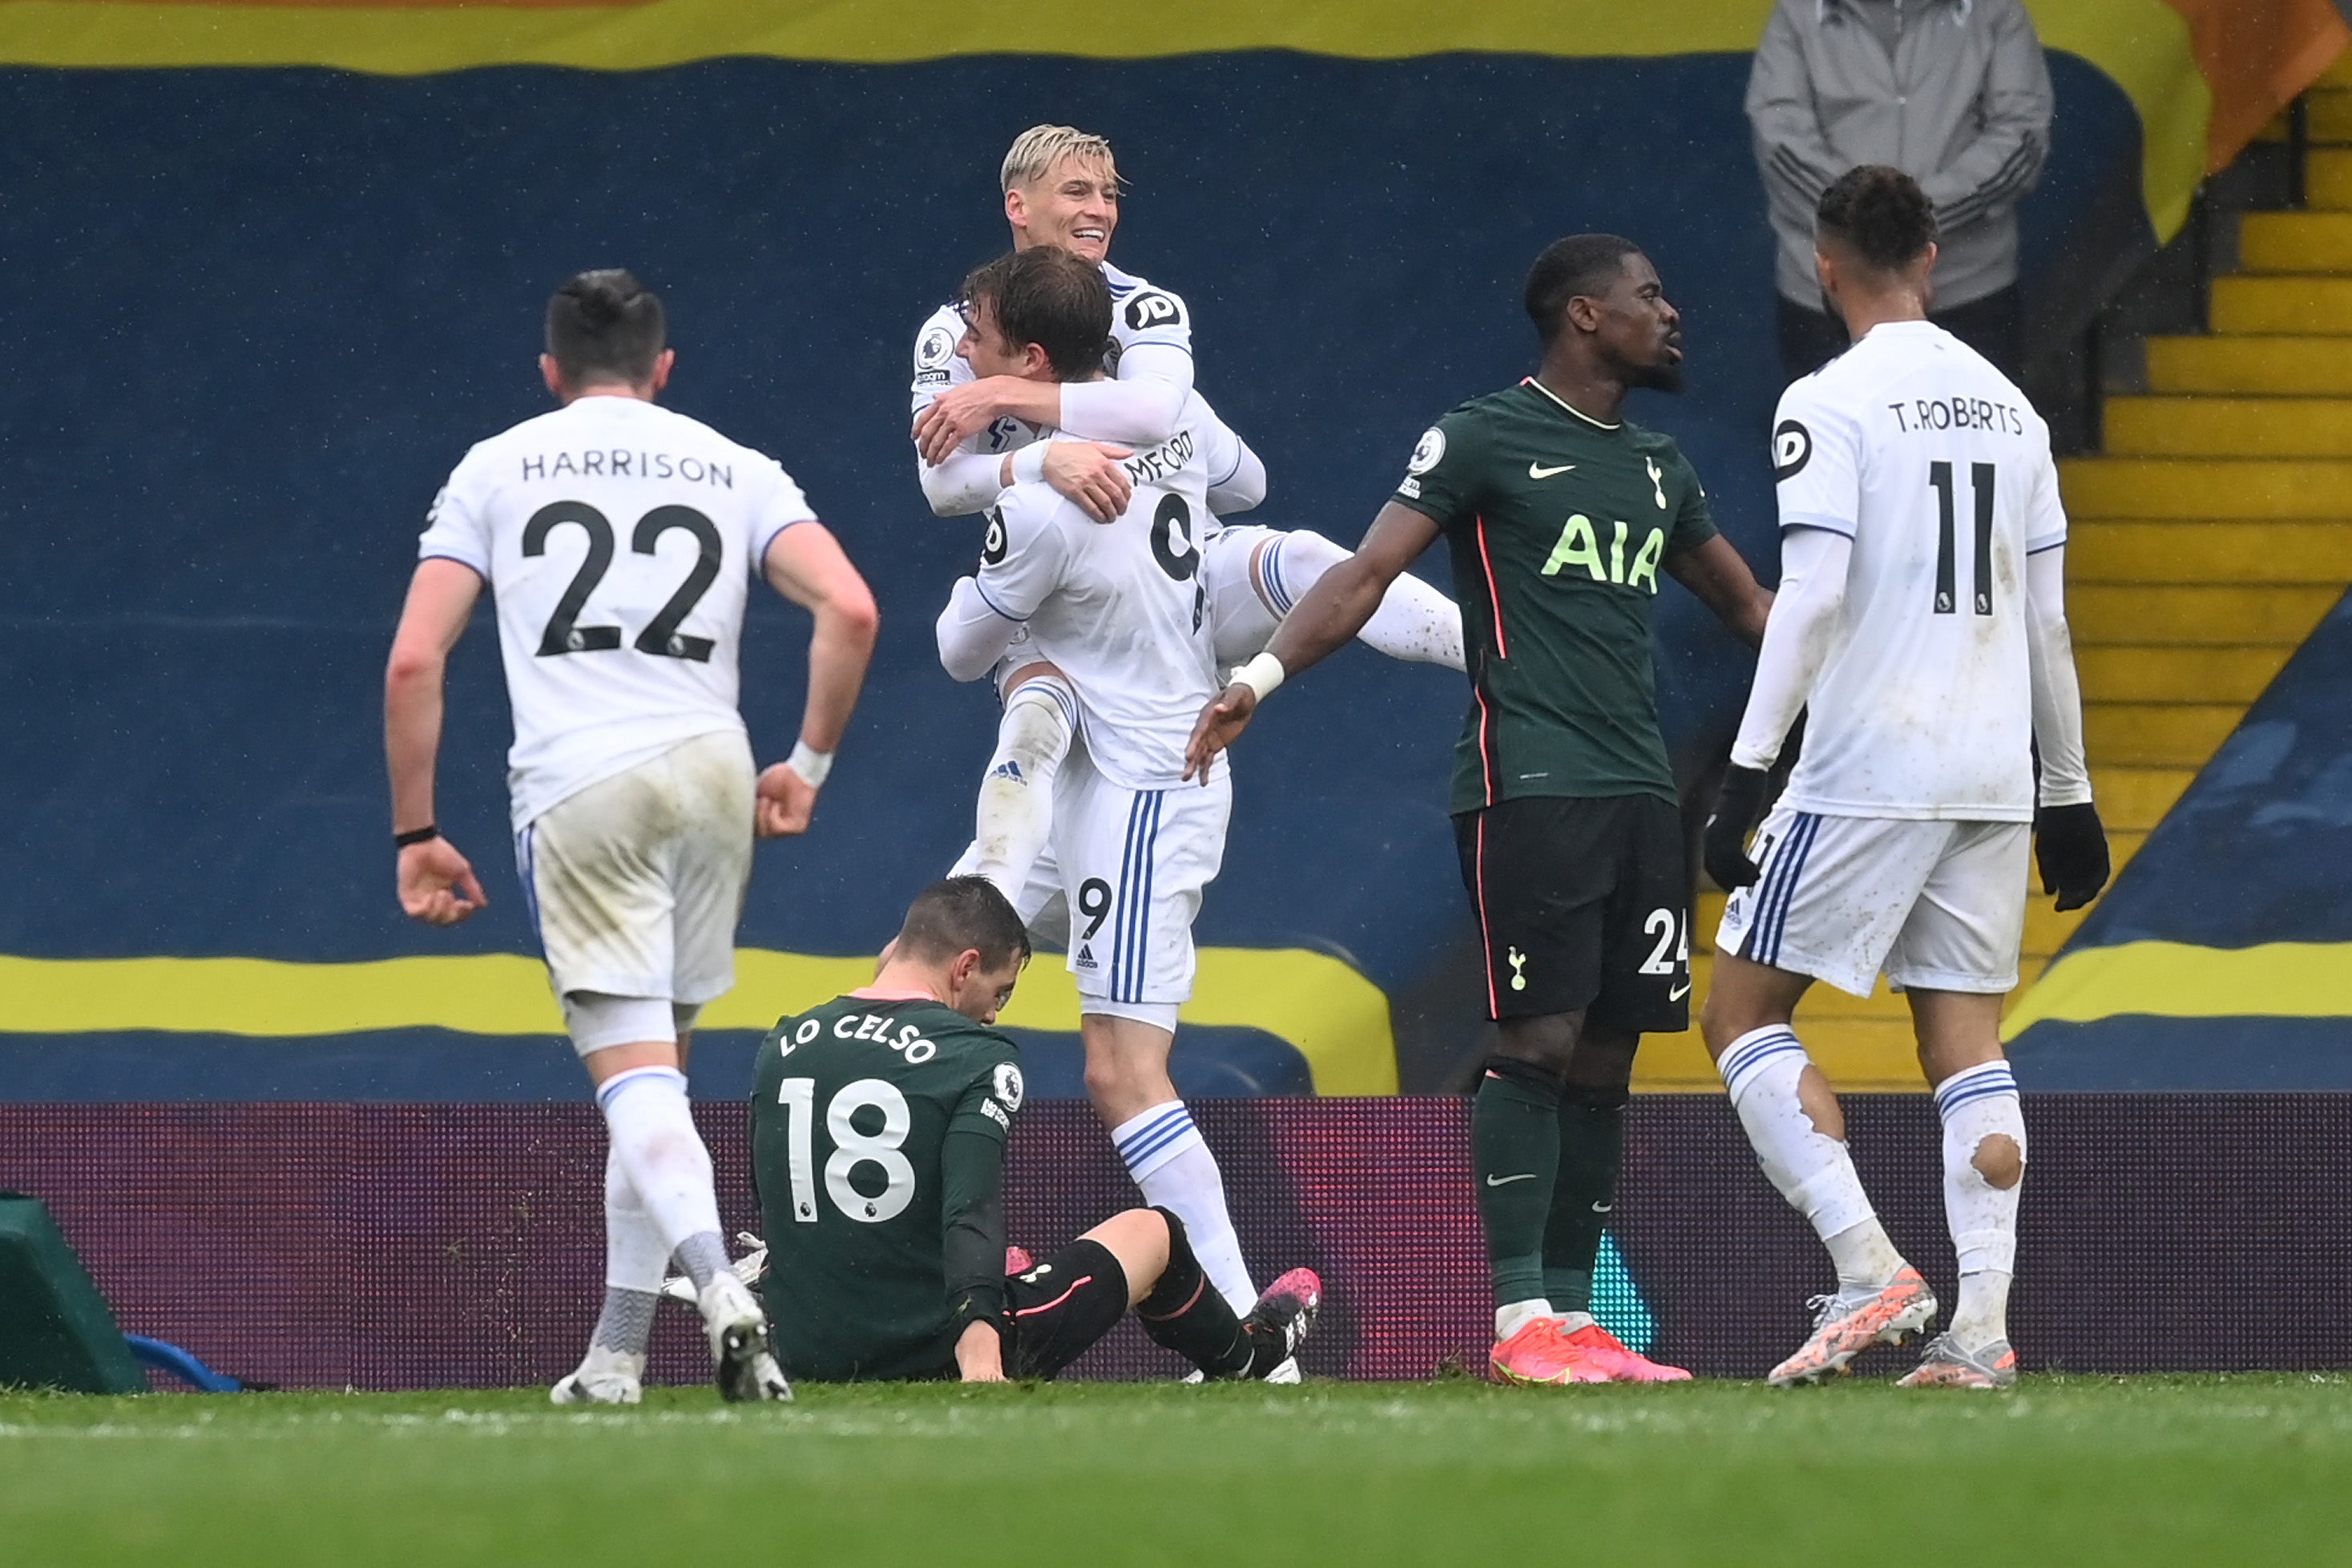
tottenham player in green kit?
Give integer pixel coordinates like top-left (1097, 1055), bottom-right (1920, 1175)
top-left (748, 877), bottom-right (1319, 1384)
top-left (1187, 236), bottom-right (1773, 1386)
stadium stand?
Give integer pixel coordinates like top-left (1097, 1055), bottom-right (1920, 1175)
top-left (0, 0), bottom-right (2347, 1393)
top-left (0, 2), bottom-right (2338, 1104)
top-left (1999, 55), bottom-right (2352, 1083)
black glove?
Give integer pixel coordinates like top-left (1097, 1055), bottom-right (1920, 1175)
top-left (2035, 801), bottom-right (2111, 913)
top-left (1703, 764), bottom-right (1773, 891)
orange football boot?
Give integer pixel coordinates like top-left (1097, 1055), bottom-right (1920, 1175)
top-left (1768, 1266), bottom-right (1938, 1386)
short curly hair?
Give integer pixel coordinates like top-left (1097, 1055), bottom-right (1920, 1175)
top-left (1816, 165), bottom-right (1938, 272)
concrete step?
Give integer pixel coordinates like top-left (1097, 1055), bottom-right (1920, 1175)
top-left (2311, 149), bottom-right (2352, 211)
top-left (2022, 898), bottom-right (2092, 960)
top-left (2083, 703), bottom-right (2245, 766)
top-left (2068, 518), bottom-right (2352, 581)
top-left (2240, 212), bottom-right (2352, 273)
top-left (2070, 582), bottom-right (2340, 645)
top-left (2075, 643), bottom-right (2292, 704)
top-left (2060, 458), bottom-right (2352, 519)
top-left (2211, 275), bottom-right (2352, 335)
top-left (2145, 334), bottom-right (2352, 395)
top-left (2308, 87), bottom-right (2352, 145)
top-left (2103, 396), bottom-right (2352, 460)
top-left (2088, 764), bottom-right (2196, 831)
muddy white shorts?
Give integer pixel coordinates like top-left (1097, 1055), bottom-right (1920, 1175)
top-left (951, 748), bottom-right (1231, 1027)
top-left (1714, 805), bottom-right (2028, 998)
top-left (514, 729), bottom-right (755, 1038)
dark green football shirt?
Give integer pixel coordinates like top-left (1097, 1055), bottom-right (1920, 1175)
top-left (1391, 377), bottom-right (1718, 814)
top-left (748, 993), bottom-right (1023, 1382)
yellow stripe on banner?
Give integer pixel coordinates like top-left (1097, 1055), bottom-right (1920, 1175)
top-left (0, 944), bottom-right (1398, 1096)
top-left (2002, 940), bottom-right (2352, 1039)
top-left (0, 1), bottom-right (2213, 246)
top-left (2029, 0), bottom-right (2210, 243)
top-left (0, 0), bottom-right (1777, 71)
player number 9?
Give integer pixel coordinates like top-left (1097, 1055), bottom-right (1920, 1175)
top-left (1078, 877), bottom-right (1114, 939)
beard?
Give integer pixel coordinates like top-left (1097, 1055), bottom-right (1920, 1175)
top-left (1620, 352), bottom-right (1685, 394)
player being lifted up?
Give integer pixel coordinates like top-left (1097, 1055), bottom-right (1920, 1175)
top-left (750, 877), bottom-right (1319, 1385)
top-left (1186, 236), bottom-right (1775, 1386)
top-left (1700, 168), bottom-right (2108, 1390)
top-left (386, 270), bottom-right (878, 1404)
top-left (932, 247), bottom-right (1269, 1331)
top-left (908, 123), bottom-right (1462, 894)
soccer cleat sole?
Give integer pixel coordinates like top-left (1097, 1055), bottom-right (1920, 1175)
top-left (715, 1324), bottom-right (793, 1403)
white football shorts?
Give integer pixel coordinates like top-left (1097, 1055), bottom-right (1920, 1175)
top-left (1203, 524), bottom-right (1283, 670)
top-left (1715, 804), bottom-right (2028, 998)
top-left (515, 728), bottom-right (755, 1044)
top-left (952, 747), bottom-right (1231, 1029)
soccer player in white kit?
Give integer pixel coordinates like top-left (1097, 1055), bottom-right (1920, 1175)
top-left (1699, 169), bottom-right (2109, 1389)
top-left (908, 124), bottom-right (1462, 899)
top-left (931, 247), bottom-right (1266, 1325)
top-left (384, 270), bottom-right (879, 1403)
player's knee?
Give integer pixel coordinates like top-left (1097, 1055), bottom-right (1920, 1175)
top-left (1483, 1050), bottom-right (1568, 1098)
top-left (1563, 1030), bottom-right (1637, 1093)
top-left (1970, 1132), bottom-right (2024, 1191)
top-left (1256, 529), bottom-right (1345, 613)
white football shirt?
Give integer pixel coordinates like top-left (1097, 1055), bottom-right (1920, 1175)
top-left (418, 394), bottom-right (816, 828)
top-left (909, 260), bottom-right (1194, 486)
top-left (1769, 320), bottom-right (2067, 821)
top-left (968, 393), bottom-right (1238, 790)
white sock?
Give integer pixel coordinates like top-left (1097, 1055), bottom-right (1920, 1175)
top-left (603, 1144), bottom-right (672, 1295)
top-left (971, 678), bottom-right (1074, 897)
top-left (1717, 1025), bottom-right (1903, 1293)
top-left (1257, 530), bottom-right (1464, 671)
top-left (1111, 1102), bottom-right (1256, 1314)
top-left (1495, 1299), bottom-right (1553, 1340)
top-left (596, 1066), bottom-right (726, 1286)
top-left (1935, 1059), bottom-right (2026, 1350)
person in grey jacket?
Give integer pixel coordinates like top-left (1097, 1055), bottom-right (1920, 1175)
top-left (1748, 0), bottom-right (2051, 381)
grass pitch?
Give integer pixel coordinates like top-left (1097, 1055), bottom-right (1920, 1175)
top-left (2, 1375), bottom-right (2346, 1566)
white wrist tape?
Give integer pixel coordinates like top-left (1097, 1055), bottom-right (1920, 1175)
top-left (1233, 651), bottom-right (1286, 702)
top-left (785, 740), bottom-right (833, 788)
top-left (1010, 443), bottom-right (1050, 486)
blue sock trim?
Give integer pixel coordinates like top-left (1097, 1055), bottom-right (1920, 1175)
top-left (596, 1066), bottom-right (686, 1112)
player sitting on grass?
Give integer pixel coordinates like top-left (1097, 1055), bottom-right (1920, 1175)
top-left (748, 877), bottom-right (1319, 1384)
top-left (387, 269), bottom-right (877, 1406)
top-left (1700, 167), bottom-right (2108, 1390)
top-left (906, 123), bottom-right (1461, 901)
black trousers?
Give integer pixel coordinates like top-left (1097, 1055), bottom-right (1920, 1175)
top-left (1775, 284), bottom-right (2021, 385)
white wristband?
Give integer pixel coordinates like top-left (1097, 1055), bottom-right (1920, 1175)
top-left (785, 740), bottom-right (833, 789)
top-left (1009, 443), bottom-right (1050, 486)
top-left (1233, 651), bottom-right (1286, 702)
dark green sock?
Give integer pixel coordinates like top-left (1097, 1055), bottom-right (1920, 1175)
top-left (1471, 1063), bottom-right (1561, 1308)
top-left (1542, 1090), bottom-right (1626, 1315)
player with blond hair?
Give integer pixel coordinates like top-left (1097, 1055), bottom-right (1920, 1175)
top-left (909, 123), bottom-right (1462, 900)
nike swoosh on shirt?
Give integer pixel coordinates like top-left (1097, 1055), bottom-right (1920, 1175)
top-left (1669, 982), bottom-right (1692, 1001)
top-left (1485, 1172), bottom-right (1539, 1187)
top-left (1527, 462), bottom-right (1576, 479)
